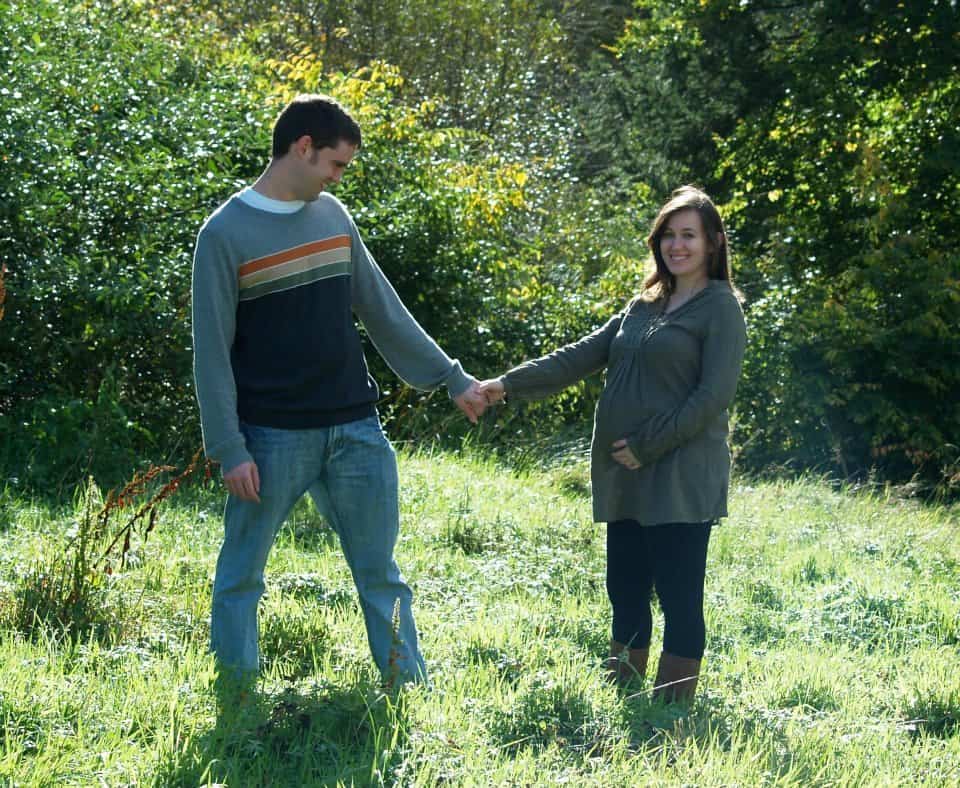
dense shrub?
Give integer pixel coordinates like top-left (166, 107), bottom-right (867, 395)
top-left (716, 0), bottom-right (960, 486)
top-left (580, 0), bottom-right (960, 489)
top-left (0, 0), bottom-right (633, 489)
top-left (0, 0), bottom-right (273, 486)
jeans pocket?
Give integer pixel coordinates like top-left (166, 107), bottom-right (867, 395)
top-left (239, 421), bottom-right (304, 462)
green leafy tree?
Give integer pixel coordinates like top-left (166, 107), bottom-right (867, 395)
top-left (0, 0), bottom-right (275, 486)
top-left (719, 0), bottom-right (960, 485)
top-left (573, 0), bottom-right (960, 488)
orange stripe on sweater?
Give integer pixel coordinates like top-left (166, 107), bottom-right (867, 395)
top-left (238, 235), bottom-right (351, 277)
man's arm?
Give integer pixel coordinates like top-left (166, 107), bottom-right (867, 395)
top-left (347, 219), bottom-right (484, 418)
top-left (192, 226), bottom-right (256, 479)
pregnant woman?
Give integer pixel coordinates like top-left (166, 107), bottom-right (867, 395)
top-left (481, 185), bottom-right (747, 704)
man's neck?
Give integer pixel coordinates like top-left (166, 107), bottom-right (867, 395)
top-left (251, 163), bottom-right (301, 202)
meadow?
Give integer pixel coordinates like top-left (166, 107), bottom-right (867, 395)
top-left (0, 449), bottom-right (958, 786)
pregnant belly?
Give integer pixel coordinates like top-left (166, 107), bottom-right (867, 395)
top-left (594, 398), bottom-right (652, 450)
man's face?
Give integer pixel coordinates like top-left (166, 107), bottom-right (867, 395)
top-left (304, 139), bottom-right (357, 199)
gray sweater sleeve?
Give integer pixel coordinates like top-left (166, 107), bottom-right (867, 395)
top-left (191, 226), bottom-right (253, 472)
top-left (626, 292), bottom-right (747, 466)
top-left (500, 314), bottom-right (622, 401)
top-left (349, 221), bottom-right (473, 398)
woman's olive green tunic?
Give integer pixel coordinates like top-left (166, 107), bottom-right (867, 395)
top-left (502, 280), bottom-right (747, 525)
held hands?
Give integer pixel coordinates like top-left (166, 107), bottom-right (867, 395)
top-left (453, 378), bottom-right (508, 424)
top-left (611, 439), bottom-right (641, 470)
top-left (223, 460), bottom-right (261, 502)
top-left (453, 380), bottom-right (489, 424)
top-left (455, 378), bottom-right (509, 423)
top-left (478, 378), bottom-right (505, 405)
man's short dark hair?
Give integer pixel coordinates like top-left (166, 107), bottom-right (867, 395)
top-left (271, 94), bottom-right (362, 158)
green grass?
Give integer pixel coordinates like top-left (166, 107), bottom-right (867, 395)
top-left (1, 452), bottom-right (959, 785)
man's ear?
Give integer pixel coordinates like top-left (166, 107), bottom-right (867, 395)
top-left (291, 134), bottom-right (314, 158)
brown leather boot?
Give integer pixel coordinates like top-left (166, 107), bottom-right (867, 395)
top-left (604, 640), bottom-right (649, 687)
top-left (652, 651), bottom-right (701, 703)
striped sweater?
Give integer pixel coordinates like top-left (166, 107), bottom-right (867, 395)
top-left (191, 190), bottom-right (473, 472)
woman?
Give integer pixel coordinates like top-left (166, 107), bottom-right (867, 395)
top-left (481, 185), bottom-right (746, 703)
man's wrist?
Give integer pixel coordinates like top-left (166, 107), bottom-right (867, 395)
top-left (446, 366), bottom-right (475, 399)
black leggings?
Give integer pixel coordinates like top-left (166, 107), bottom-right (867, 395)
top-left (606, 520), bottom-right (712, 660)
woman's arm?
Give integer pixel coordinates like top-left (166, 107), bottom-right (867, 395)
top-left (497, 313), bottom-right (623, 402)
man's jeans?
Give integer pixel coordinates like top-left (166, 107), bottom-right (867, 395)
top-left (210, 415), bottom-right (427, 684)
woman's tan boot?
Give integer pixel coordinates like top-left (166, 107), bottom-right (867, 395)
top-left (604, 640), bottom-right (649, 687)
top-left (652, 651), bottom-right (701, 703)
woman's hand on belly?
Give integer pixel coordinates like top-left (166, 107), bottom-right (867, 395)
top-left (610, 439), bottom-right (641, 470)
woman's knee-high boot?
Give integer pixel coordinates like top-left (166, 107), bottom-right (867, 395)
top-left (652, 651), bottom-right (701, 703)
top-left (604, 640), bottom-right (649, 687)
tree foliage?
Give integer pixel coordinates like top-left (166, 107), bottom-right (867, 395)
top-left (3, 0), bottom-right (957, 492)
top-left (582, 0), bottom-right (960, 488)
top-left (717, 0), bottom-right (960, 485)
top-left (0, 0), bottom-right (633, 488)
top-left (0, 0), bottom-right (273, 485)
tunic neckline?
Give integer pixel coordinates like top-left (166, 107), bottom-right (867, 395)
top-left (661, 279), bottom-right (720, 317)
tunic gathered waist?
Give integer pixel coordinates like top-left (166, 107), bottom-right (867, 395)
top-left (502, 280), bottom-right (747, 526)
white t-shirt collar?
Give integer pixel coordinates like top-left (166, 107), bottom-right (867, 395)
top-left (238, 187), bottom-right (305, 214)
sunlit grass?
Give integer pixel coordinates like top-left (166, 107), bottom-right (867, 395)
top-left (1, 453), bottom-right (958, 785)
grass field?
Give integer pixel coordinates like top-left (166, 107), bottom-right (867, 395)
top-left (0, 449), bottom-right (958, 785)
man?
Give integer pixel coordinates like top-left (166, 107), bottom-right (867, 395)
top-left (192, 94), bottom-right (487, 686)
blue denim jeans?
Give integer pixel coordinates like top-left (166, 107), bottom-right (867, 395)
top-left (210, 415), bottom-right (427, 684)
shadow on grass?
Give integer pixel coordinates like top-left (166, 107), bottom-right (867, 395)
top-left (157, 677), bottom-right (413, 786)
top-left (901, 686), bottom-right (960, 740)
top-left (488, 673), bottom-right (620, 760)
top-left (280, 511), bottom-right (339, 553)
top-left (564, 617), bottom-right (614, 666)
top-left (617, 685), bottom-right (709, 752)
top-left (616, 686), bottom-right (788, 772)
top-left (464, 641), bottom-right (524, 686)
top-left (622, 686), bottom-right (859, 784)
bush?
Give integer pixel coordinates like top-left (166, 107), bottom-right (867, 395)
top-left (0, 0), bottom-right (274, 488)
top-left (718, 4), bottom-right (960, 488)
top-left (2, 0), bottom-right (641, 490)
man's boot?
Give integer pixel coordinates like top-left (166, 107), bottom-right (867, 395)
top-left (652, 651), bottom-right (701, 703)
top-left (604, 640), bottom-right (649, 687)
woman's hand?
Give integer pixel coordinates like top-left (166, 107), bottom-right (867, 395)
top-left (478, 378), bottom-right (506, 405)
top-left (611, 439), bottom-right (641, 470)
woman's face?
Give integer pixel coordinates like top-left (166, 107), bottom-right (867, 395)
top-left (659, 208), bottom-right (712, 286)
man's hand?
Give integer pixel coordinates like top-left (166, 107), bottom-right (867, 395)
top-left (478, 378), bottom-right (506, 405)
top-left (454, 381), bottom-right (488, 424)
top-left (611, 439), bottom-right (641, 470)
top-left (223, 461), bottom-right (261, 502)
